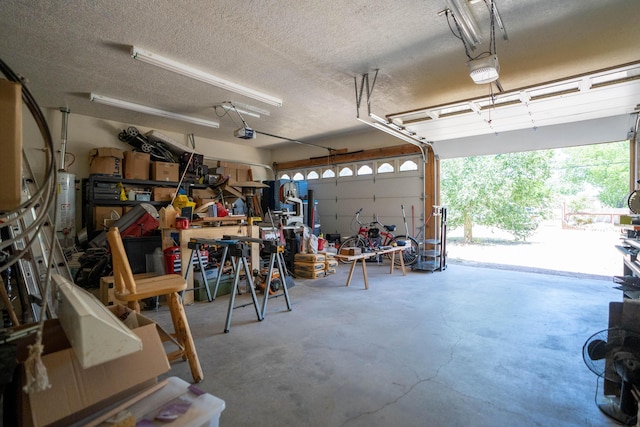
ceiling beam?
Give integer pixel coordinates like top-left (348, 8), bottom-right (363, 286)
top-left (274, 144), bottom-right (422, 171)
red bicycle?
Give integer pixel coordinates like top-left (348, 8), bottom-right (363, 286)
top-left (338, 208), bottom-right (419, 266)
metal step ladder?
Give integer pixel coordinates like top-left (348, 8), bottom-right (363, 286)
top-left (2, 154), bottom-right (72, 323)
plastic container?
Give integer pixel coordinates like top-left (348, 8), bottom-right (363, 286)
top-left (118, 376), bottom-right (225, 427)
top-left (146, 247), bottom-right (166, 275)
top-left (175, 216), bottom-right (190, 229)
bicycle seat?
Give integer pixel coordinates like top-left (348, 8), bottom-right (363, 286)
top-left (384, 224), bottom-right (396, 232)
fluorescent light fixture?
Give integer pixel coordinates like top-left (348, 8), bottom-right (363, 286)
top-left (90, 93), bottom-right (220, 128)
top-left (467, 55), bottom-right (499, 84)
top-left (131, 46), bottom-right (283, 107)
top-left (491, 1), bottom-right (508, 41)
top-left (215, 103), bottom-right (261, 119)
top-left (233, 101), bottom-right (271, 116)
top-left (358, 117), bottom-right (429, 146)
top-left (446, 0), bottom-right (482, 48)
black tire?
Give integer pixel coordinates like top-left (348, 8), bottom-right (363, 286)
top-left (391, 235), bottom-right (419, 266)
top-left (338, 236), bottom-right (367, 264)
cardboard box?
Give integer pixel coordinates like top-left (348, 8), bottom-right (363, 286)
top-left (236, 166), bottom-right (251, 182)
top-left (0, 80), bottom-right (22, 211)
top-left (94, 206), bottom-right (123, 231)
top-left (124, 151), bottom-right (151, 180)
top-left (18, 305), bottom-right (170, 427)
top-left (192, 188), bottom-right (216, 199)
top-left (89, 147), bottom-right (124, 177)
top-left (151, 161), bottom-right (179, 182)
top-left (152, 187), bottom-right (176, 202)
top-left (342, 247), bottom-right (362, 256)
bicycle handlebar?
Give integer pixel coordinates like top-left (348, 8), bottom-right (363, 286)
top-left (355, 209), bottom-right (382, 228)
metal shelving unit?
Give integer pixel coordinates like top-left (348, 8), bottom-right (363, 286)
top-left (82, 175), bottom-right (179, 238)
top-left (413, 206), bottom-right (447, 272)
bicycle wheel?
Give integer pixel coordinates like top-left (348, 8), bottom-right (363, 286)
top-left (390, 235), bottom-right (419, 266)
top-left (338, 236), bottom-right (367, 264)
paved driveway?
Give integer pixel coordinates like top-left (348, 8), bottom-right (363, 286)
top-left (446, 221), bottom-right (624, 279)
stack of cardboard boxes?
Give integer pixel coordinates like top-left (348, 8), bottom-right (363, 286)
top-left (216, 161), bottom-right (252, 185)
top-left (88, 149), bottom-right (180, 232)
top-left (88, 148), bottom-right (179, 183)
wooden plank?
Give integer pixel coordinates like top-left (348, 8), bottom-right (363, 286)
top-left (274, 144), bottom-right (422, 170)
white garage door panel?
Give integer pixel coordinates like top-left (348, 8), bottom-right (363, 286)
top-left (433, 115), bottom-right (631, 159)
top-left (308, 170), bottom-right (423, 238)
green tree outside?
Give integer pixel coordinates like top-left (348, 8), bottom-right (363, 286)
top-left (441, 150), bottom-right (554, 242)
top-left (552, 141), bottom-right (629, 208)
top-left (441, 141), bottom-right (629, 243)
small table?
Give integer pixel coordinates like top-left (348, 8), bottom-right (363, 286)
top-left (333, 246), bottom-right (407, 289)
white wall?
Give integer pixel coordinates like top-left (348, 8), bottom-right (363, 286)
top-left (33, 109), bottom-right (273, 180)
top-left (22, 107), bottom-right (273, 233)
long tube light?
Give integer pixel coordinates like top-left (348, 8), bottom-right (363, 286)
top-left (446, 0), bottom-right (482, 48)
top-left (214, 103), bottom-right (261, 119)
top-left (90, 93), bottom-right (220, 128)
top-left (131, 46), bottom-right (283, 108)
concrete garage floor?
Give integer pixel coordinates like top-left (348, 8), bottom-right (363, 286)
top-left (147, 262), bottom-right (622, 427)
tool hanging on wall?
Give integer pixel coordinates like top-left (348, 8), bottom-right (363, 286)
top-left (401, 204), bottom-right (412, 241)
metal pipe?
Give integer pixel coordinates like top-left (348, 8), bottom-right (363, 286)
top-left (59, 107), bottom-right (70, 171)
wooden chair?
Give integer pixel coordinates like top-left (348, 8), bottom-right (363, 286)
top-left (106, 226), bottom-right (203, 383)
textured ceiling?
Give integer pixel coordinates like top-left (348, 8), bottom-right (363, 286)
top-left (1, 0), bottom-right (639, 150)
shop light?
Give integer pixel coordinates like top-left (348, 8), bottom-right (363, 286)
top-left (89, 93), bottom-right (220, 128)
top-left (131, 46), bottom-right (283, 107)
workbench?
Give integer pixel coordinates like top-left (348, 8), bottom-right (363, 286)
top-left (333, 246), bottom-right (406, 290)
top-left (161, 224), bottom-right (260, 304)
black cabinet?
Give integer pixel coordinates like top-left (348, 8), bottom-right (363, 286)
top-left (82, 175), bottom-right (180, 238)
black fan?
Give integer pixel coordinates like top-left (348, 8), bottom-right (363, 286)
top-left (583, 328), bottom-right (640, 425)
